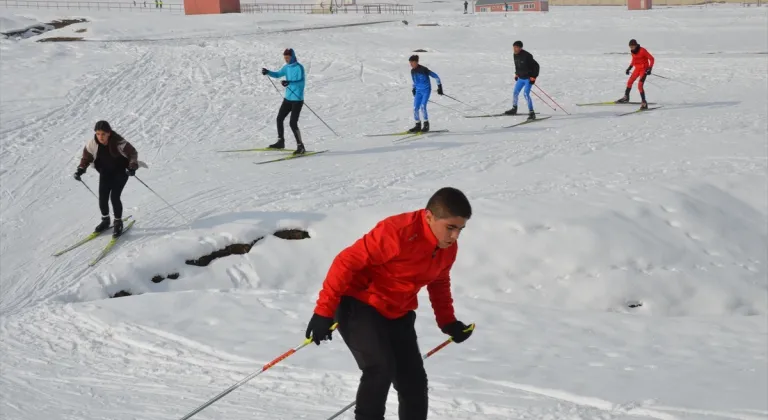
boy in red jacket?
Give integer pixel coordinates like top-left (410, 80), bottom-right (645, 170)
top-left (617, 39), bottom-right (655, 109)
top-left (305, 187), bottom-right (474, 420)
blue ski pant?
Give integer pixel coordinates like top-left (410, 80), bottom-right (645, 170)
top-left (413, 89), bottom-right (431, 121)
top-left (513, 78), bottom-right (534, 111)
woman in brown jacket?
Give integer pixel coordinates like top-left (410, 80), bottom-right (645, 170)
top-left (74, 120), bottom-right (139, 237)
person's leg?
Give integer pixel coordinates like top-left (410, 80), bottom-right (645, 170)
top-left (95, 174), bottom-right (112, 232)
top-left (289, 100), bottom-right (304, 145)
top-left (638, 72), bottom-right (648, 105)
top-left (419, 90), bottom-right (431, 131)
top-left (512, 78), bottom-right (526, 107)
top-left (110, 174), bottom-right (129, 219)
top-left (336, 297), bottom-right (396, 420)
top-left (390, 311), bottom-right (428, 420)
top-left (523, 79), bottom-right (534, 111)
top-left (275, 99), bottom-right (292, 141)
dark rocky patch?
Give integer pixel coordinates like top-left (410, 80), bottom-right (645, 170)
top-left (111, 290), bottom-right (133, 298)
top-left (185, 229), bottom-right (311, 267)
top-left (37, 37), bottom-right (84, 43)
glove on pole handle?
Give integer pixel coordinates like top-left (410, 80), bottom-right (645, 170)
top-left (179, 323), bottom-right (339, 420)
top-left (326, 323), bottom-right (475, 420)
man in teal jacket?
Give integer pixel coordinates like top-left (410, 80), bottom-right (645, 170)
top-left (262, 48), bottom-right (307, 155)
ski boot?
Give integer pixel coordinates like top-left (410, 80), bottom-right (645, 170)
top-left (94, 216), bottom-right (110, 233)
top-left (639, 92), bottom-right (648, 110)
top-left (615, 88), bottom-right (631, 103)
top-left (504, 106), bottom-right (518, 116)
top-left (113, 218), bottom-right (123, 237)
top-left (527, 111), bottom-right (536, 121)
top-left (421, 121), bottom-right (430, 133)
top-left (268, 138), bottom-right (285, 149)
top-left (408, 121), bottom-right (422, 133)
top-left (293, 142), bottom-right (306, 156)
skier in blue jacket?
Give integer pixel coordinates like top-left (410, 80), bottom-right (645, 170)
top-left (408, 55), bottom-right (443, 133)
top-left (262, 48), bottom-right (307, 155)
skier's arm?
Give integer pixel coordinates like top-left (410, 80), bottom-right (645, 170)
top-left (285, 65), bottom-right (305, 84)
top-left (427, 256), bottom-right (458, 329)
top-left (266, 65), bottom-right (287, 79)
top-left (429, 70), bottom-right (442, 86)
top-left (645, 49), bottom-right (655, 69)
top-left (314, 221), bottom-right (401, 318)
top-left (531, 55), bottom-right (540, 78)
top-left (118, 140), bottom-right (139, 169)
top-left (78, 146), bottom-right (94, 169)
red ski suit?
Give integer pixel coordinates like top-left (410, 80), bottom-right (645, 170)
top-left (313, 209), bottom-right (458, 328)
top-left (627, 47), bottom-right (655, 93)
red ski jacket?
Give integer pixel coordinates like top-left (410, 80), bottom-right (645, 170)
top-left (630, 47), bottom-right (655, 70)
top-left (313, 209), bottom-right (458, 328)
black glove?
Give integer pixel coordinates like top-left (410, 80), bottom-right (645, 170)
top-left (441, 321), bottom-right (473, 343)
top-left (412, 87), bottom-right (416, 96)
top-left (437, 84), bottom-right (444, 95)
top-left (529, 77), bottom-right (536, 85)
top-left (645, 67), bottom-right (652, 76)
top-left (74, 167), bottom-right (85, 181)
top-left (126, 168), bottom-right (136, 176)
top-left (305, 313), bottom-right (335, 345)
top-left (281, 80), bottom-right (289, 87)
top-left (515, 75), bottom-right (519, 81)
top-left (261, 68), bottom-right (268, 75)
top-left (625, 66), bottom-right (632, 75)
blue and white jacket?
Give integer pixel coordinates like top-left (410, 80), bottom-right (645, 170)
top-left (411, 65), bottom-right (441, 92)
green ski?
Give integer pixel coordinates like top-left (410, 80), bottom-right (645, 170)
top-left (464, 112), bottom-right (540, 119)
top-left (618, 106), bottom-right (662, 116)
top-left (366, 129), bottom-right (449, 137)
top-left (217, 147), bottom-right (291, 153)
top-left (255, 150), bottom-right (329, 164)
top-left (89, 219), bottom-right (136, 267)
top-left (503, 116), bottom-right (552, 128)
top-left (576, 101), bottom-right (657, 106)
top-left (53, 216), bottom-right (133, 257)
top-left (392, 130), bottom-right (449, 143)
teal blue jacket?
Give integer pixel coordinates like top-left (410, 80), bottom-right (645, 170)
top-left (266, 49), bottom-right (305, 101)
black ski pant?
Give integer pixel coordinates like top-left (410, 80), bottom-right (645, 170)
top-left (335, 296), bottom-right (428, 420)
top-left (276, 99), bottom-right (304, 144)
top-left (98, 172), bottom-right (129, 219)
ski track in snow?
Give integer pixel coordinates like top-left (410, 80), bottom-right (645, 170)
top-left (1, 4), bottom-right (767, 420)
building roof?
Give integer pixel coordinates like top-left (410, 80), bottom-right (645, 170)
top-left (475, 0), bottom-right (542, 4)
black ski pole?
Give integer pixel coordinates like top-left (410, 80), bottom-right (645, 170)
top-left (79, 179), bottom-right (98, 200)
top-left (428, 99), bottom-right (465, 116)
top-left (266, 77), bottom-right (340, 137)
top-left (441, 93), bottom-right (483, 112)
top-left (651, 73), bottom-right (704, 90)
top-left (133, 175), bottom-right (189, 224)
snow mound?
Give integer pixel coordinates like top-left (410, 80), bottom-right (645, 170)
top-left (72, 177), bottom-right (766, 317)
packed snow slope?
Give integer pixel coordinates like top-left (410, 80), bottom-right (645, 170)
top-left (1, 4), bottom-right (767, 419)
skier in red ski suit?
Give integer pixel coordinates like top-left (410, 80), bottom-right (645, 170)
top-left (304, 187), bottom-right (475, 420)
top-left (617, 39), bottom-right (654, 109)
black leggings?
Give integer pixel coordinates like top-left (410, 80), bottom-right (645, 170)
top-left (336, 296), bottom-right (428, 420)
top-left (276, 99), bottom-right (304, 143)
top-left (99, 173), bottom-right (129, 219)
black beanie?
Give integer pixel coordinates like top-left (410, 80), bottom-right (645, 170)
top-left (513, 40), bottom-right (523, 48)
top-left (629, 39), bottom-right (638, 46)
top-left (94, 120), bottom-right (112, 133)
top-left (409, 54), bottom-right (419, 62)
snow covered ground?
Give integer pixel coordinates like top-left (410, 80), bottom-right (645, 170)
top-left (1, 3), bottom-right (767, 419)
